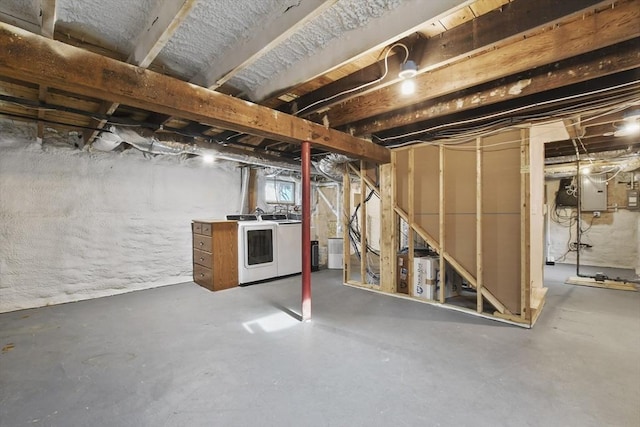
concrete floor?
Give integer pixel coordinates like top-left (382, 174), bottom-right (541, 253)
top-left (1, 265), bottom-right (639, 427)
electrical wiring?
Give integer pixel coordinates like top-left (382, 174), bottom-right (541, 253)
top-left (347, 189), bottom-right (382, 284)
top-left (384, 92), bottom-right (640, 147)
top-left (294, 43), bottom-right (411, 117)
top-left (375, 81), bottom-right (640, 147)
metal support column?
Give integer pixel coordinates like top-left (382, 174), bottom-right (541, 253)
top-left (301, 141), bottom-right (312, 321)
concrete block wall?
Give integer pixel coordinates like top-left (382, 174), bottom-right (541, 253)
top-left (0, 130), bottom-right (240, 313)
top-left (546, 178), bottom-right (639, 271)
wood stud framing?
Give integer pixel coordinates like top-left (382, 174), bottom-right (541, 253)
top-left (476, 137), bottom-right (483, 314)
top-left (0, 22), bottom-right (390, 163)
top-left (345, 129), bottom-right (546, 327)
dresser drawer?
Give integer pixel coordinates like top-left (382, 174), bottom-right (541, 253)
top-left (193, 263), bottom-right (213, 289)
top-left (193, 234), bottom-right (212, 250)
top-left (193, 248), bottom-right (212, 269)
top-left (192, 222), bottom-right (202, 234)
top-left (201, 223), bottom-right (212, 236)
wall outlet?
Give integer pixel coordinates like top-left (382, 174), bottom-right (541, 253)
top-left (593, 211), bottom-right (601, 218)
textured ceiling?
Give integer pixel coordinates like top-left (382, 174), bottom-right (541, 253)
top-left (0, 0), bottom-right (636, 161)
top-left (227, 0), bottom-right (404, 97)
top-left (56, 0), bottom-right (159, 53)
top-left (0, 0), bottom-right (39, 27)
top-left (156, 0), bottom-right (298, 81)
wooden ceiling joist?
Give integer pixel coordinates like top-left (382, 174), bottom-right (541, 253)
top-left (351, 40), bottom-right (640, 136)
top-left (35, 0), bottom-right (57, 139)
top-left (82, 0), bottom-right (205, 145)
top-left (297, 0), bottom-right (607, 119)
top-left (191, 0), bottom-right (339, 90)
top-left (323, 0), bottom-right (640, 128)
top-left (0, 22), bottom-right (390, 163)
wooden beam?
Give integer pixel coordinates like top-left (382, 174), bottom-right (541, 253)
top-left (360, 162), bottom-right (367, 285)
top-left (36, 0), bottom-right (57, 139)
top-left (39, 0), bottom-right (57, 38)
top-left (520, 129), bottom-right (530, 321)
top-left (348, 163), bottom-right (379, 196)
top-left (476, 137), bottom-right (483, 313)
top-left (0, 23), bottom-right (391, 163)
top-left (379, 162), bottom-right (395, 293)
top-left (83, 0), bottom-right (197, 144)
top-left (250, 0), bottom-right (471, 101)
top-left (299, 0), bottom-right (605, 118)
top-left (343, 172), bottom-right (352, 283)
top-left (192, 0), bottom-right (339, 90)
top-left (325, 1), bottom-right (640, 127)
top-left (128, 0), bottom-right (197, 69)
top-left (350, 40), bottom-right (640, 136)
top-left (407, 149), bottom-right (415, 297)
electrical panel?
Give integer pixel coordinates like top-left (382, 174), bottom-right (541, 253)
top-left (580, 175), bottom-right (607, 211)
top-left (628, 190), bottom-right (639, 210)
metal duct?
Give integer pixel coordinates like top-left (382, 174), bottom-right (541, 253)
top-left (545, 154), bottom-right (640, 178)
top-left (93, 126), bottom-right (313, 173)
top-left (313, 153), bottom-right (352, 182)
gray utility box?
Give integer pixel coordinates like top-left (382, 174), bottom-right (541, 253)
top-left (580, 175), bottom-right (607, 211)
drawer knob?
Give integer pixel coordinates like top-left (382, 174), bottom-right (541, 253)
top-left (200, 257), bottom-right (204, 261)
top-left (199, 242), bottom-right (204, 246)
top-left (200, 273), bottom-right (205, 277)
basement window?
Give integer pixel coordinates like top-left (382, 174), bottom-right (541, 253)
top-left (264, 179), bottom-right (296, 205)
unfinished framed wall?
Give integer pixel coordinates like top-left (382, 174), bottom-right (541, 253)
top-left (344, 127), bottom-right (546, 327)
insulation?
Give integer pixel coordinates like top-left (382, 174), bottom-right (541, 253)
top-left (228, 0), bottom-right (403, 97)
top-left (0, 129), bottom-right (242, 313)
top-left (57, 0), bottom-right (158, 53)
top-left (156, 0), bottom-right (299, 80)
top-left (0, 0), bottom-right (39, 27)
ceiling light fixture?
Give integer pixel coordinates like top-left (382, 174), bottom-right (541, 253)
top-left (399, 60), bottom-right (418, 79)
top-left (202, 154), bottom-right (215, 164)
top-left (401, 79), bottom-right (416, 96)
top-left (611, 110), bottom-right (640, 137)
top-left (398, 54), bottom-right (418, 95)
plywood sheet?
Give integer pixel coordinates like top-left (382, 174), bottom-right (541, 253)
top-left (482, 130), bottom-right (522, 313)
top-left (482, 214), bottom-right (521, 313)
top-left (444, 143), bottom-right (477, 274)
top-left (413, 145), bottom-right (440, 243)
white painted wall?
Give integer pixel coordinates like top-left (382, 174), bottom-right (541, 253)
top-left (0, 130), bottom-right (240, 313)
top-left (546, 179), bottom-right (639, 270)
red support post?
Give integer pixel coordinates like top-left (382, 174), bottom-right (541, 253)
top-left (301, 141), bottom-right (312, 321)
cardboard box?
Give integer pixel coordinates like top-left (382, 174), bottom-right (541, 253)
top-left (434, 266), bottom-right (463, 299)
top-left (397, 254), bottom-right (409, 294)
top-left (413, 256), bottom-right (438, 300)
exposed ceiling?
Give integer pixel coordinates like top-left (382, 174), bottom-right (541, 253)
top-left (0, 0), bottom-right (638, 165)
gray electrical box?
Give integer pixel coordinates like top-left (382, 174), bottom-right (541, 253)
top-left (580, 175), bottom-right (607, 211)
top-left (628, 190), bottom-right (639, 210)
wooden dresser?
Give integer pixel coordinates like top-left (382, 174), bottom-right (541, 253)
top-left (192, 220), bottom-right (238, 291)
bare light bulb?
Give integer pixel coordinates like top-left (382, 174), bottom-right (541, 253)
top-left (622, 121), bottom-right (640, 135)
top-left (401, 79), bottom-right (415, 95)
top-left (202, 154), bottom-right (215, 164)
